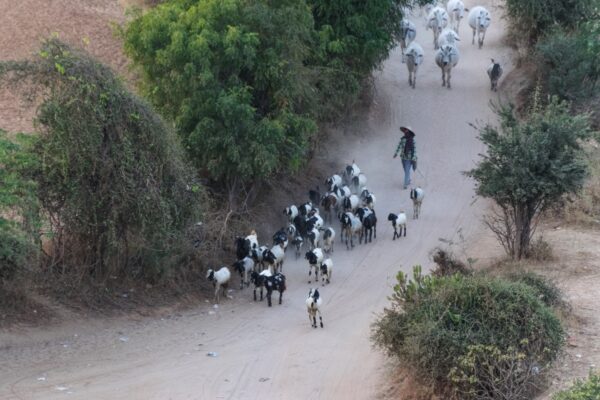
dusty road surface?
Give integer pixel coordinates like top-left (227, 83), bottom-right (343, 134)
top-left (1, 0), bottom-right (512, 398)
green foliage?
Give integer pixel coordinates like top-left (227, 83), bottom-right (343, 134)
top-left (1, 39), bottom-right (204, 281)
top-left (0, 131), bottom-right (40, 280)
top-left (553, 372), bottom-right (600, 400)
top-left (504, 0), bottom-right (594, 44)
top-left (307, 0), bottom-right (423, 119)
top-left (466, 98), bottom-right (592, 259)
top-left (372, 270), bottom-right (565, 399)
top-left (537, 21), bottom-right (600, 104)
top-left (123, 0), bottom-right (317, 183)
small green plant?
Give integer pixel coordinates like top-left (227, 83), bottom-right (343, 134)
top-left (552, 372), bottom-right (600, 400)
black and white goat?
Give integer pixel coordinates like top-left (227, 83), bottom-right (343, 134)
top-left (299, 201), bottom-right (313, 217)
top-left (283, 205), bottom-right (299, 223)
top-left (320, 227), bottom-right (335, 253)
top-left (360, 188), bottom-right (377, 210)
top-left (232, 256), bottom-right (254, 289)
top-left (272, 228), bottom-right (289, 251)
top-left (344, 162), bottom-right (361, 184)
top-left (410, 187), bottom-right (425, 219)
top-left (251, 245), bottom-right (269, 271)
top-left (306, 288), bottom-right (324, 328)
top-left (292, 234), bottom-right (304, 260)
top-left (487, 59), bottom-right (503, 91)
top-left (326, 174), bottom-right (343, 191)
top-left (263, 243), bottom-right (285, 274)
top-left (356, 207), bottom-right (377, 243)
top-left (306, 227), bottom-right (320, 250)
top-left (305, 248), bottom-right (324, 284)
top-left (206, 266), bottom-right (231, 304)
top-left (235, 230), bottom-right (258, 260)
top-left (343, 194), bottom-right (360, 213)
top-left (250, 270), bottom-right (286, 307)
top-left (388, 212), bottom-right (408, 240)
top-left (339, 211), bottom-right (363, 249)
top-left (320, 258), bottom-right (333, 285)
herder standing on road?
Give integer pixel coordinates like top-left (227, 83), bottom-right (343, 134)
top-left (393, 126), bottom-right (418, 189)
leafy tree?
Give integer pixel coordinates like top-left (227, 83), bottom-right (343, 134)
top-left (307, 0), bottom-right (426, 119)
top-left (0, 131), bottom-right (39, 280)
top-left (466, 97), bottom-right (591, 259)
top-left (0, 39), bottom-right (204, 281)
top-left (123, 0), bottom-right (317, 186)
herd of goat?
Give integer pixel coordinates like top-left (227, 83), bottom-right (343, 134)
top-left (400, 0), bottom-right (503, 90)
top-left (206, 162), bottom-right (425, 329)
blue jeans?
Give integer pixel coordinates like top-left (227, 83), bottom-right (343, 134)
top-left (402, 159), bottom-right (412, 188)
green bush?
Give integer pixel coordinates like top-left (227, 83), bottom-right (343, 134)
top-left (536, 22), bottom-right (600, 105)
top-left (506, 271), bottom-right (565, 309)
top-left (0, 131), bottom-right (39, 280)
top-left (553, 373), bottom-right (600, 400)
top-left (372, 267), bottom-right (565, 399)
top-left (1, 40), bottom-right (204, 282)
top-left (504, 0), bottom-right (594, 45)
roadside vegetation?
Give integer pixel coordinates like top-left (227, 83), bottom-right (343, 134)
top-left (552, 372), bottom-right (600, 400)
top-left (372, 257), bottom-right (566, 399)
top-left (0, 0), bottom-right (424, 316)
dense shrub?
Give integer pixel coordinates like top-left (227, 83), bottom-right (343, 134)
top-left (0, 131), bottom-right (39, 281)
top-left (0, 40), bottom-right (204, 282)
top-left (372, 267), bottom-right (565, 399)
top-left (553, 373), bottom-right (600, 400)
top-left (504, 0), bottom-right (594, 45)
top-left (537, 21), bottom-right (600, 105)
top-left (505, 271), bottom-right (565, 309)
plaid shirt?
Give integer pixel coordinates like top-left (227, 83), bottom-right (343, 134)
top-left (394, 136), bottom-right (417, 161)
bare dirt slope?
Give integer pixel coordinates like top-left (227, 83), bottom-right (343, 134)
top-left (0, 0), bottom-right (512, 398)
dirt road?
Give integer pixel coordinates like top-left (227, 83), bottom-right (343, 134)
top-left (0, 1), bottom-right (512, 398)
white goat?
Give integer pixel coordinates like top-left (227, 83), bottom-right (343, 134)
top-left (403, 41), bottom-right (424, 89)
top-left (487, 59), bottom-right (503, 91)
top-left (435, 44), bottom-right (460, 89)
top-left (206, 267), bottom-right (231, 304)
top-left (427, 6), bottom-right (449, 49)
top-left (321, 227), bottom-right (336, 253)
top-left (387, 212), bottom-right (407, 240)
top-left (326, 174), bottom-right (342, 191)
top-left (360, 188), bottom-right (377, 210)
top-left (306, 288), bottom-right (324, 328)
top-left (468, 6), bottom-right (491, 49)
top-left (343, 194), bottom-right (360, 213)
top-left (400, 19), bottom-right (417, 54)
top-left (447, 0), bottom-right (466, 34)
top-left (410, 187), bottom-right (425, 219)
top-left (320, 258), bottom-right (333, 285)
top-left (305, 248), bottom-right (324, 284)
top-left (246, 230), bottom-right (259, 251)
top-left (437, 28), bottom-right (460, 48)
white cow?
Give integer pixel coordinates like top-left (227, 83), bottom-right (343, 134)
top-left (447, 0), bottom-right (466, 34)
top-left (435, 44), bottom-right (460, 89)
top-left (427, 6), bottom-right (449, 49)
top-left (403, 41), bottom-right (424, 89)
top-left (399, 19), bottom-right (417, 54)
top-left (468, 6), bottom-right (491, 49)
top-left (437, 28), bottom-right (460, 48)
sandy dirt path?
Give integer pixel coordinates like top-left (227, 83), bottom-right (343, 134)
top-left (0, 1), bottom-right (512, 398)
